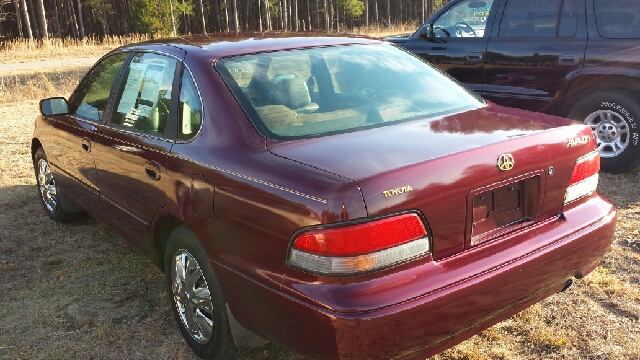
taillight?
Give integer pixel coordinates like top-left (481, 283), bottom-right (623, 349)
top-left (564, 151), bottom-right (600, 204)
top-left (288, 213), bottom-right (431, 275)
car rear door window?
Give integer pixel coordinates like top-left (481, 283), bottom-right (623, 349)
top-left (499, 0), bottom-right (577, 38)
top-left (179, 70), bottom-right (203, 140)
top-left (72, 52), bottom-right (128, 122)
top-left (594, 0), bottom-right (640, 38)
top-left (110, 52), bottom-right (179, 136)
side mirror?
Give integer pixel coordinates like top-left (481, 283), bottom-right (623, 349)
top-left (40, 97), bottom-right (69, 116)
top-left (419, 24), bottom-right (433, 38)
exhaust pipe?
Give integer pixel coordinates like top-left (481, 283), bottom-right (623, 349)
top-left (560, 279), bottom-right (573, 292)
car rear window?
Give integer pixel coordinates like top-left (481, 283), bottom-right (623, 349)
top-left (216, 43), bottom-right (483, 140)
top-left (594, 0), bottom-right (640, 39)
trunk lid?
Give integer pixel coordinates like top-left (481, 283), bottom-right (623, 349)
top-left (267, 104), bottom-right (596, 260)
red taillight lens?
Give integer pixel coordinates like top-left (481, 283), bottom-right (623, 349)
top-left (569, 151), bottom-right (600, 185)
top-left (565, 151), bottom-right (600, 204)
top-left (289, 213), bottom-right (431, 275)
top-left (293, 213), bottom-right (427, 256)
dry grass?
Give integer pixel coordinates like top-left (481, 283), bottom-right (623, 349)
top-left (0, 35), bottom-right (151, 64)
top-left (0, 44), bottom-right (639, 359)
top-left (351, 23), bottom-right (420, 38)
top-left (0, 66), bottom-right (90, 103)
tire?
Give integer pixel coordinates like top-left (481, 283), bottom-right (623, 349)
top-left (33, 147), bottom-right (78, 223)
top-left (164, 226), bottom-right (237, 360)
top-left (567, 90), bottom-right (640, 173)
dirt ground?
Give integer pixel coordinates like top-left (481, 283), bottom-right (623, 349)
top-left (0, 63), bottom-right (639, 359)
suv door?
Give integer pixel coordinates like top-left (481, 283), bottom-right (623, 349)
top-left (93, 52), bottom-right (182, 250)
top-left (46, 52), bottom-right (129, 212)
top-left (482, 0), bottom-right (587, 112)
top-left (401, 0), bottom-right (499, 94)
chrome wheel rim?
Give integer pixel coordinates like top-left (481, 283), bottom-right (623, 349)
top-left (37, 159), bottom-right (58, 213)
top-left (585, 110), bottom-right (630, 158)
top-left (171, 249), bottom-right (214, 344)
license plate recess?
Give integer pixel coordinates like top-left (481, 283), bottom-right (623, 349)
top-left (467, 173), bottom-right (543, 247)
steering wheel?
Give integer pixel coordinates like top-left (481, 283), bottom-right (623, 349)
top-left (433, 26), bottom-right (451, 37)
top-left (455, 21), bottom-right (478, 37)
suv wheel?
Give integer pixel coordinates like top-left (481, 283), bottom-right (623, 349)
top-left (567, 90), bottom-right (640, 173)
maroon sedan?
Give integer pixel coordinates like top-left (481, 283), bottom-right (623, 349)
top-left (33, 34), bottom-right (616, 360)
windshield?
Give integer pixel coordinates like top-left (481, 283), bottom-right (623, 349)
top-left (216, 43), bottom-right (484, 140)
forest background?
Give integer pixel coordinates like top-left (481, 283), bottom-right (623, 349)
top-left (0, 0), bottom-right (453, 41)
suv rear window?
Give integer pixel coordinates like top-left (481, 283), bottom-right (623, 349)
top-left (594, 0), bottom-right (640, 39)
top-left (216, 44), bottom-right (483, 140)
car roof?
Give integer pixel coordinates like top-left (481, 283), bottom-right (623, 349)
top-left (118, 32), bottom-right (383, 61)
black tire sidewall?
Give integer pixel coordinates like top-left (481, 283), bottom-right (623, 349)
top-left (164, 226), bottom-right (236, 360)
top-left (568, 90), bottom-right (640, 173)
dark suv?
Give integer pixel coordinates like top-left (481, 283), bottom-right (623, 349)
top-left (387, 0), bottom-right (640, 173)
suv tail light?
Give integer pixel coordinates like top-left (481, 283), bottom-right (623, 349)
top-left (288, 213), bottom-right (431, 275)
top-left (564, 151), bottom-right (600, 204)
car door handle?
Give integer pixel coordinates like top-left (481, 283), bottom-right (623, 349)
top-left (559, 55), bottom-right (579, 65)
top-left (81, 138), bottom-right (91, 152)
top-left (465, 52), bottom-right (483, 63)
top-left (144, 161), bottom-right (161, 181)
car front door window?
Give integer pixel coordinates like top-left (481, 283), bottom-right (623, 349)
top-left (433, 0), bottom-right (494, 37)
top-left (72, 52), bottom-right (129, 122)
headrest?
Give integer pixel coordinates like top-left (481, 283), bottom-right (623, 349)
top-left (275, 77), bottom-right (311, 109)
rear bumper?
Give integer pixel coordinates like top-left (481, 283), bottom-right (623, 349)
top-left (218, 195), bottom-right (616, 360)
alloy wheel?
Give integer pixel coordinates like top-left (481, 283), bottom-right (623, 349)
top-left (37, 159), bottom-right (58, 213)
top-left (171, 249), bottom-right (215, 344)
top-left (585, 110), bottom-right (630, 158)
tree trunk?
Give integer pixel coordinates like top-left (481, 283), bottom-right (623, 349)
top-left (323, 0), bottom-right (327, 30)
top-left (365, 0), bottom-right (368, 27)
top-left (66, 0), bottom-right (78, 38)
top-left (375, 0), bottom-right (378, 27)
top-left (257, 0), bottom-right (262, 31)
top-left (197, 0), bottom-right (207, 34)
top-left (26, 0), bottom-right (39, 38)
top-left (231, 0), bottom-right (238, 32)
top-left (75, 0), bottom-right (84, 39)
top-left (282, 0), bottom-right (287, 30)
top-left (223, 0), bottom-right (229, 32)
top-left (33, 0), bottom-right (47, 38)
top-left (14, 0), bottom-right (24, 38)
top-left (264, 0), bottom-right (271, 30)
top-left (335, 0), bottom-right (338, 32)
top-left (307, 0), bottom-right (317, 31)
top-left (386, 0), bottom-right (390, 27)
top-left (52, 0), bottom-right (61, 37)
top-left (294, 0), bottom-right (298, 31)
top-left (169, 0), bottom-right (177, 36)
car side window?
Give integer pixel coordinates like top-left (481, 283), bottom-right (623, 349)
top-left (499, 0), bottom-right (577, 38)
top-left (594, 0), bottom-right (640, 39)
top-left (432, 0), bottom-right (494, 38)
top-left (110, 52), bottom-right (178, 136)
top-left (179, 70), bottom-right (203, 140)
top-left (72, 52), bottom-right (128, 122)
